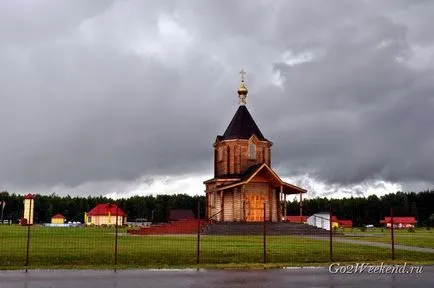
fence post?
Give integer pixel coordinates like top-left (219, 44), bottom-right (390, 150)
top-left (329, 208), bottom-right (333, 262)
top-left (197, 200), bottom-right (201, 267)
top-left (391, 207), bottom-right (395, 260)
top-left (114, 203), bottom-right (119, 272)
top-left (263, 202), bottom-right (267, 264)
top-left (25, 198), bottom-right (32, 272)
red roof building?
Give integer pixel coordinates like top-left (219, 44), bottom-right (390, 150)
top-left (86, 204), bottom-right (126, 226)
top-left (380, 217), bottom-right (416, 228)
top-left (88, 204), bottom-right (126, 217)
top-left (52, 214), bottom-right (65, 219)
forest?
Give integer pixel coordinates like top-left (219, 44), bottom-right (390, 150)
top-left (0, 190), bottom-right (433, 226)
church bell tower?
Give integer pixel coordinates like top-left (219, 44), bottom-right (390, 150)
top-left (213, 70), bottom-right (273, 178)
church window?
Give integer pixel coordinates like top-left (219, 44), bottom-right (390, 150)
top-left (218, 147), bottom-right (223, 161)
top-left (249, 142), bottom-right (256, 159)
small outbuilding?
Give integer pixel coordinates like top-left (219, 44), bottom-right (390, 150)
top-left (86, 203), bottom-right (126, 226)
top-left (306, 213), bottom-right (353, 230)
top-left (51, 214), bottom-right (65, 224)
top-left (307, 212), bottom-right (338, 231)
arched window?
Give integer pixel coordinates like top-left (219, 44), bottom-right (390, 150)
top-left (217, 147), bottom-right (223, 161)
top-left (249, 142), bottom-right (256, 159)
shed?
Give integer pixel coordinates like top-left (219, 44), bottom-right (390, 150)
top-left (307, 212), bottom-right (337, 231)
top-left (51, 214), bottom-right (65, 224)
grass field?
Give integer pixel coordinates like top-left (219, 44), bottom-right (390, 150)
top-left (1, 225), bottom-right (433, 269)
top-left (338, 228), bottom-right (434, 249)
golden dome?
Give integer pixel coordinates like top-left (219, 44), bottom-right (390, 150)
top-left (238, 81), bottom-right (248, 95)
top-left (238, 69), bottom-right (248, 105)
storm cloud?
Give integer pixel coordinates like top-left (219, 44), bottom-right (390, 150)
top-left (1, 0), bottom-right (433, 197)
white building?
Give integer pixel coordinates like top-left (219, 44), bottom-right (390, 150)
top-left (307, 212), bottom-right (331, 231)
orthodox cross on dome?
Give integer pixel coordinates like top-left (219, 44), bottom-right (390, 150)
top-left (238, 69), bottom-right (248, 105)
top-left (240, 69), bottom-right (246, 82)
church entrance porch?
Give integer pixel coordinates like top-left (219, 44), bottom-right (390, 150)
top-left (205, 163), bottom-right (307, 222)
top-left (208, 187), bottom-right (276, 222)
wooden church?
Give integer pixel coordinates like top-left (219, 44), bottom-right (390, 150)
top-left (204, 72), bottom-right (307, 222)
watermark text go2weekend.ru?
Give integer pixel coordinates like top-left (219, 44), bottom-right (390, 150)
top-left (329, 263), bottom-right (423, 274)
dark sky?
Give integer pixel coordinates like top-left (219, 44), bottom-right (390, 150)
top-left (1, 0), bottom-right (433, 198)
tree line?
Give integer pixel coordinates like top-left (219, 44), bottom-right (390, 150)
top-left (0, 192), bottom-right (205, 224)
top-left (286, 191), bottom-right (434, 226)
top-left (0, 190), bottom-right (433, 226)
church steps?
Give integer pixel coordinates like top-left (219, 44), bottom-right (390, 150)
top-left (201, 222), bottom-right (331, 236)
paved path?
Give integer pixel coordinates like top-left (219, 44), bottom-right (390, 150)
top-left (0, 267), bottom-right (432, 288)
top-left (312, 236), bottom-right (434, 253)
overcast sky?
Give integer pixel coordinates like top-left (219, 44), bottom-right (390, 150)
top-left (1, 0), bottom-right (434, 199)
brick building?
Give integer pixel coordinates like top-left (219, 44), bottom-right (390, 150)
top-left (204, 73), bottom-right (307, 222)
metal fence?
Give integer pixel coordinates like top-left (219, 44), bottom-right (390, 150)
top-left (1, 203), bottom-right (433, 271)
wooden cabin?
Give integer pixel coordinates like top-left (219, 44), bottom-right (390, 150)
top-left (204, 74), bottom-right (307, 222)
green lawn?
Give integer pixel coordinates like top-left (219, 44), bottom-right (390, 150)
top-left (338, 228), bottom-right (434, 249)
top-left (1, 225), bottom-right (433, 269)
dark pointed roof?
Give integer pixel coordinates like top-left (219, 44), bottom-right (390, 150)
top-left (221, 105), bottom-right (266, 141)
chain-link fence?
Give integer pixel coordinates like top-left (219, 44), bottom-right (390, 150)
top-left (1, 201), bottom-right (433, 270)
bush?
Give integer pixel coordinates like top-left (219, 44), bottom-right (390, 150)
top-left (408, 227), bottom-right (415, 233)
top-left (359, 227), bottom-right (367, 232)
top-left (426, 226), bottom-right (431, 231)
